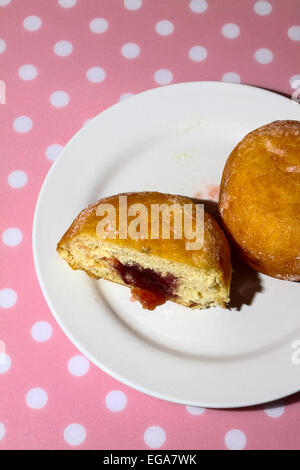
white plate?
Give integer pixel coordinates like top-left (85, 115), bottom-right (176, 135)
top-left (33, 82), bottom-right (300, 408)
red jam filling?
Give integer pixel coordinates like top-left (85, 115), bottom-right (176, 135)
top-left (111, 259), bottom-right (177, 310)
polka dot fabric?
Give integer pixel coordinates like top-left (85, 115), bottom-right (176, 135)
top-left (0, 0), bottom-right (300, 450)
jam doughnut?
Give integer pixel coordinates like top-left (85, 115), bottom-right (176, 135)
top-left (57, 192), bottom-right (231, 310)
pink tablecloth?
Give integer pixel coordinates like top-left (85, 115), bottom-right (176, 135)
top-left (1, 0), bottom-right (300, 450)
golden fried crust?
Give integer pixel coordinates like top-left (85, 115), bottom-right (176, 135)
top-left (57, 192), bottom-right (232, 290)
top-left (219, 120), bottom-right (300, 281)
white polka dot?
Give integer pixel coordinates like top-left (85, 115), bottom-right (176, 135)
top-left (45, 144), bottom-right (63, 162)
top-left (155, 20), bottom-right (174, 36)
top-left (119, 92), bottom-right (134, 101)
top-left (288, 26), bottom-right (300, 41)
top-left (124, 0), bottom-right (142, 10)
top-left (144, 426), bottom-right (166, 449)
top-left (68, 355), bottom-right (90, 376)
top-left (2, 228), bottom-right (23, 247)
top-left (0, 288), bottom-right (17, 308)
top-left (222, 23), bottom-right (240, 39)
top-left (0, 423), bottom-right (5, 441)
top-left (121, 43), bottom-right (140, 59)
top-left (0, 39), bottom-right (6, 53)
top-left (86, 67), bottom-right (106, 83)
top-left (13, 115), bottom-right (33, 133)
top-left (154, 69), bottom-right (173, 85)
top-left (8, 170), bottom-right (28, 188)
top-left (0, 0), bottom-right (11, 5)
top-left (254, 48), bottom-right (273, 64)
top-left (54, 40), bottom-right (73, 56)
top-left (264, 400), bottom-right (285, 418)
top-left (225, 429), bottom-right (247, 450)
top-left (222, 72), bottom-right (241, 83)
top-left (18, 64), bottom-right (37, 81)
top-left (105, 391), bottom-right (127, 412)
top-left (189, 45), bottom-right (207, 62)
top-left (186, 406), bottom-right (206, 415)
top-left (64, 423), bottom-right (86, 446)
top-left (254, 1), bottom-right (272, 15)
top-left (0, 354), bottom-right (11, 374)
top-left (31, 321), bottom-right (53, 342)
top-left (23, 16), bottom-right (42, 31)
top-left (58, 0), bottom-right (77, 8)
top-left (50, 90), bottom-right (70, 107)
top-left (189, 0), bottom-right (207, 13)
top-left (290, 75), bottom-right (300, 89)
top-left (26, 388), bottom-right (48, 409)
top-left (89, 18), bottom-right (109, 34)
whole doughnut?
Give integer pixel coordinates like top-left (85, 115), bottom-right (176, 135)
top-left (219, 120), bottom-right (300, 281)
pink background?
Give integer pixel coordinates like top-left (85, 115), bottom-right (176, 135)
top-left (1, 0), bottom-right (300, 450)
